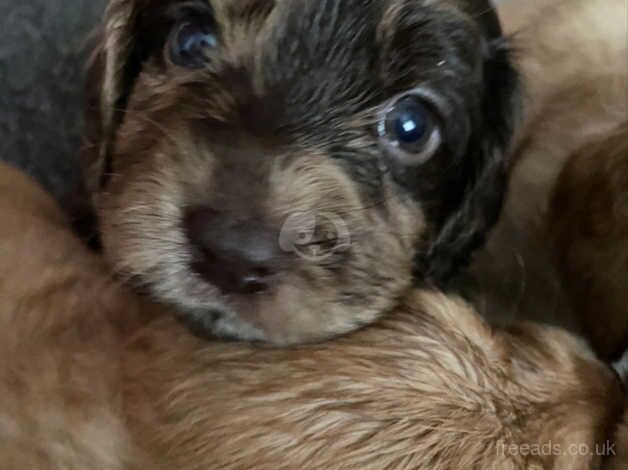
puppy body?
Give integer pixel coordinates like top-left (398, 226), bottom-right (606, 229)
top-left (0, 163), bottom-right (154, 469)
top-left (2, 0), bottom-right (627, 468)
top-left (550, 121), bottom-right (628, 361)
top-left (123, 291), bottom-right (621, 470)
top-left (464, 0), bottom-right (628, 339)
top-left (611, 413), bottom-right (628, 470)
top-left (0, 161), bottom-right (622, 468)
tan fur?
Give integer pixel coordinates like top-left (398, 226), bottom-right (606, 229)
top-left (465, 0), bottom-right (628, 338)
top-left (85, 0), bottom-right (517, 344)
top-left (123, 292), bottom-right (622, 470)
top-left (2, 0), bottom-right (627, 468)
top-left (549, 121), bottom-right (628, 361)
top-left (100, 136), bottom-right (421, 344)
top-left (0, 163), bottom-right (156, 469)
top-left (0, 160), bottom-right (622, 468)
top-left (609, 394), bottom-right (628, 470)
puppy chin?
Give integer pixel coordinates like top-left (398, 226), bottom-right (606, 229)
top-left (168, 278), bottom-right (392, 345)
top-left (190, 307), bottom-right (269, 343)
top-left (169, 293), bottom-right (276, 344)
top-left (176, 303), bottom-right (320, 346)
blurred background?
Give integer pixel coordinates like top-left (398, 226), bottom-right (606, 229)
top-left (0, 0), bottom-right (105, 206)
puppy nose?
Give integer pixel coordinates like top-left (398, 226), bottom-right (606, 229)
top-left (183, 208), bottom-right (281, 294)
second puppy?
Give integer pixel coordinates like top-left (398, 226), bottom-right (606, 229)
top-left (0, 161), bottom-right (621, 469)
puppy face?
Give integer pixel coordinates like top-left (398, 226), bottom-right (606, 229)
top-left (85, 0), bottom-right (520, 344)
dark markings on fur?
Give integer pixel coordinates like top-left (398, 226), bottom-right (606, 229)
top-left (83, 0), bottom-right (521, 342)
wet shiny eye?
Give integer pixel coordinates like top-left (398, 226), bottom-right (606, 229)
top-left (169, 21), bottom-right (217, 68)
top-left (379, 93), bottom-right (442, 165)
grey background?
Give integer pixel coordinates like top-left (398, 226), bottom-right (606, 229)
top-left (0, 0), bottom-right (106, 206)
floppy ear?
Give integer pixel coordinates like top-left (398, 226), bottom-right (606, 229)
top-left (82, 0), bottom-right (145, 199)
top-left (418, 20), bottom-right (522, 287)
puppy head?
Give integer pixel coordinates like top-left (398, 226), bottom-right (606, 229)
top-left (84, 0), bottom-right (520, 344)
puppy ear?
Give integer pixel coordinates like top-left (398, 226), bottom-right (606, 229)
top-left (418, 38), bottom-right (522, 287)
top-left (81, 0), bottom-right (142, 198)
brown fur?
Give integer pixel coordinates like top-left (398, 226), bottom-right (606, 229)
top-left (608, 391), bottom-right (628, 470)
top-left (549, 121), bottom-right (628, 361)
top-left (463, 0), bottom-right (628, 339)
top-left (0, 161), bottom-right (622, 469)
top-left (2, 0), bottom-right (627, 468)
top-left (0, 163), bottom-right (155, 469)
top-left (83, 0), bottom-right (521, 344)
top-left (123, 293), bottom-right (622, 470)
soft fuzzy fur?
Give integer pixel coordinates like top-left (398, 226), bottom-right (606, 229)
top-left (610, 395), bottom-right (628, 470)
top-left (548, 121), bottom-right (628, 362)
top-left (1, 0), bottom-right (628, 469)
top-left (82, 0), bottom-right (521, 344)
top-left (462, 0), bottom-right (628, 340)
top-left (0, 160), bottom-right (622, 469)
top-left (0, 163), bottom-right (157, 469)
top-left (122, 293), bottom-right (622, 470)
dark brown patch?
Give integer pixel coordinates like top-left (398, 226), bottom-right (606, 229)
top-left (82, 0), bottom-right (520, 343)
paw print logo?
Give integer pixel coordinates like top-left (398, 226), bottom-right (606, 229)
top-left (279, 211), bottom-right (351, 261)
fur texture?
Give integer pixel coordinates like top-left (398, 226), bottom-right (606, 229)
top-left (0, 161), bottom-right (622, 469)
top-left (549, 121), bottom-right (628, 362)
top-left (1, 1), bottom-right (627, 468)
top-left (461, 0), bottom-right (628, 340)
top-left (123, 292), bottom-right (622, 470)
top-left (83, 0), bottom-right (521, 344)
top-left (0, 163), bottom-right (154, 469)
top-left (609, 394), bottom-right (628, 470)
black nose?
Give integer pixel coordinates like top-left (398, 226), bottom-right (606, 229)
top-left (183, 208), bottom-right (281, 294)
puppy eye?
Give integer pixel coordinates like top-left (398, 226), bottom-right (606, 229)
top-left (378, 93), bottom-right (442, 165)
top-left (169, 21), bottom-right (217, 68)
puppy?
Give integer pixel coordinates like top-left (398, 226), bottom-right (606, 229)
top-left (0, 162), bottom-right (155, 468)
top-left (118, 2), bottom-right (628, 468)
top-left (461, 0), bottom-right (628, 344)
top-left (0, 160), bottom-right (622, 469)
top-left (610, 410), bottom-right (628, 470)
top-left (123, 294), bottom-right (623, 470)
top-left (82, 0), bottom-right (521, 344)
top-left (549, 121), bottom-right (628, 362)
top-left (3, 1), bottom-right (626, 469)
